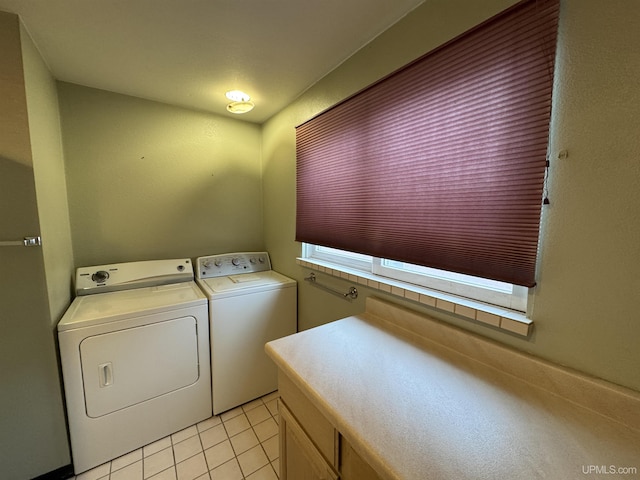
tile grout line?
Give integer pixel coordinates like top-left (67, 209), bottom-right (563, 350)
top-left (194, 418), bottom-right (208, 480)
top-left (227, 397), bottom-right (276, 478)
top-left (74, 392), bottom-right (280, 480)
top-left (247, 401), bottom-right (279, 479)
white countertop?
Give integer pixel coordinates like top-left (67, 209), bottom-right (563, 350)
top-left (266, 297), bottom-right (640, 479)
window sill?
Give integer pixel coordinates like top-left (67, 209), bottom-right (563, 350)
top-left (296, 257), bottom-right (532, 337)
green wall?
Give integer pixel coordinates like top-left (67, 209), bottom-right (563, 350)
top-left (58, 83), bottom-right (264, 266)
top-left (0, 13), bottom-right (72, 479)
top-left (262, 0), bottom-right (640, 392)
top-left (2, 2), bottom-right (639, 477)
top-left (23, 23), bottom-right (75, 326)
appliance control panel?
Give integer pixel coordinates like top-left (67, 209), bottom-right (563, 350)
top-left (196, 252), bottom-right (272, 279)
top-left (75, 258), bottom-right (194, 296)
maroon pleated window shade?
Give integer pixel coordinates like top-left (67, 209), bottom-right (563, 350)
top-left (296, 0), bottom-right (559, 288)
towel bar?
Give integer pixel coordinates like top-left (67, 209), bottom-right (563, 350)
top-left (304, 272), bottom-right (358, 301)
top-left (0, 236), bottom-right (41, 247)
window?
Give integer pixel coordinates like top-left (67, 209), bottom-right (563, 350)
top-left (303, 244), bottom-right (527, 311)
top-left (296, 0), bottom-right (560, 292)
top-left (307, 245), bottom-right (373, 271)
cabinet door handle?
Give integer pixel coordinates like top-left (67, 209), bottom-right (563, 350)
top-left (99, 362), bottom-right (113, 387)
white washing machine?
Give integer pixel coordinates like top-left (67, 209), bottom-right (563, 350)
top-left (57, 259), bottom-right (212, 474)
top-left (195, 252), bottom-right (297, 414)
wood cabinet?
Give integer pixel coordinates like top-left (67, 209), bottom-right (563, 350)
top-left (279, 402), bottom-right (338, 480)
top-left (339, 441), bottom-right (382, 480)
top-left (278, 371), bottom-right (382, 480)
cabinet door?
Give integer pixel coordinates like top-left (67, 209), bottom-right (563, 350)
top-left (340, 439), bottom-right (383, 480)
top-left (279, 402), bottom-right (338, 480)
top-left (278, 372), bottom-right (338, 467)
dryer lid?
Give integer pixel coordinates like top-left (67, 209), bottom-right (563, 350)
top-left (58, 282), bottom-right (206, 331)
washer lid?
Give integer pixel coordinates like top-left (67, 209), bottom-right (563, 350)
top-left (58, 282), bottom-right (206, 331)
top-left (197, 270), bottom-right (296, 298)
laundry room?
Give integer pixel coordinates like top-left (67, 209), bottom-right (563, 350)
top-left (2, 0), bottom-right (640, 479)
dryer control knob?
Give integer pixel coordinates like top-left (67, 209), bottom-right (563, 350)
top-left (92, 270), bottom-right (110, 283)
top-left (231, 257), bottom-right (240, 266)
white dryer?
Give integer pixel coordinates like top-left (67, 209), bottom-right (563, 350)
top-left (57, 259), bottom-right (212, 474)
top-left (196, 252), bottom-right (297, 414)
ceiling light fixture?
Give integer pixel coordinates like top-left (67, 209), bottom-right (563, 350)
top-left (225, 90), bottom-right (255, 114)
top-left (225, 90), bottom-right (250, 102)
top-left (226, 101), bottom-right (255, 114)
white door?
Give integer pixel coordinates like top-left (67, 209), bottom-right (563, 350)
top-left (80, 316), bottom-right (200, 417)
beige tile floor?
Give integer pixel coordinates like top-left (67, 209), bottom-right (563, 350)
top-left (72, 392), bottom-right (280, 480)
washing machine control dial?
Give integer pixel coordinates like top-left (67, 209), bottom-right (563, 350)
top-left (203, 259), bottom-right (220, 269)
top-left (196, 252), bottom-right (272, 279)
top-left (91, 270), bottom-right (110, 283)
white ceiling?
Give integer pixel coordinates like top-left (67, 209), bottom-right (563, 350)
top-left (0, 0), bottom-right (425, 123)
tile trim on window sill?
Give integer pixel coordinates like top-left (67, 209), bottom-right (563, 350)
top-left (296, 257), bottom-right (532, 337)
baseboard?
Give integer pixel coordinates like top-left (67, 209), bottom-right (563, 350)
top-left (31, 464), bottom-right (74, 480)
